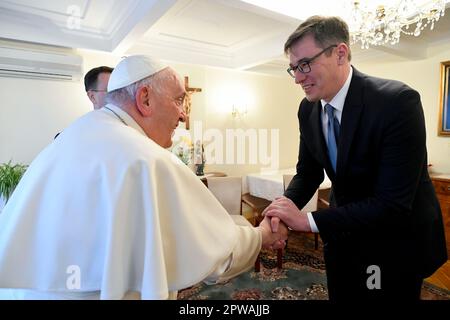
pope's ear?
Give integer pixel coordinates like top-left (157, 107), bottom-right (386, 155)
top-left (136, 85), bottom-right (153, 116)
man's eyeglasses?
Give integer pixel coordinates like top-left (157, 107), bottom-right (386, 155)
top-left (287, 44), bottom-right (337, 78)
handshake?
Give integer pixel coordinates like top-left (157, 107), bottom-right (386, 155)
top-left (257, 196), bottom-right (312, 250)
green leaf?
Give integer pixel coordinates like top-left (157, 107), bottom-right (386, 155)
top-left (0, 160), bottom-right (28, 203)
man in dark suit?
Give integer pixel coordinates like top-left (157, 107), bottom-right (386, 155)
top-left (54, 66), bottom-right (114, 139)
top-left (84, 66), bottom-right (114, 110)
top-left (264, 16), bottom-right (447, 301)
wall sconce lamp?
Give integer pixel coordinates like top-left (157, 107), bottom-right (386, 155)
top-left (231, 105), bottom-right (248, 118)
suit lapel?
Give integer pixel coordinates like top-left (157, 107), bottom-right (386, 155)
top-left (336, 68), bottom-right (365, 179)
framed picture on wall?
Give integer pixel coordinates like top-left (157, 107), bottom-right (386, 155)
top-left (438, 61), bottom-right (450, 136)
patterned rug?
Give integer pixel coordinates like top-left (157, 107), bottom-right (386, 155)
top-left (178, 233), bottom-right (449, 300)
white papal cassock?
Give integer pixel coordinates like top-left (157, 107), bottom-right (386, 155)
top-left (0, 104), bottom-right (261, 299)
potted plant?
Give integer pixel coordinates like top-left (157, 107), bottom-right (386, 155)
top-left (0, 161), bottom-right (27, 206)
top-left (171, 136), bottom-right (193, 166)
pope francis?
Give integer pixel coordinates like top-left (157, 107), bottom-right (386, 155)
top-left (0, 55), bottom-right (287, 300)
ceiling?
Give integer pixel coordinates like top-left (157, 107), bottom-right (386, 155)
top-left (1, 0), bottom-right (450, 76)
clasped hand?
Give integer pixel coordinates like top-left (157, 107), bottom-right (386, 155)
top-left (263, 196), bottom-right (311, 233)
top-left (258, 215), bottom-right (288, 250)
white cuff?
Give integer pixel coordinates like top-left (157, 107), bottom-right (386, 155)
top-left (306, 212), bottom-right (319, 233)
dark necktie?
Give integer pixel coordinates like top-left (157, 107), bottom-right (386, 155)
top-left (325, 104), bottom-right (340, 172)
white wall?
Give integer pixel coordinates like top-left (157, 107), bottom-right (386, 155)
top-left (171, 63), bottom-right (302, 177)
top-left (2, 42), bottom-right (448, 179)
top-left (0, 49), bottom-right (303, 179)
top-left (0, 49), bottom-right (121, 165)
top-left (0, 75), bottom-right (88, 164)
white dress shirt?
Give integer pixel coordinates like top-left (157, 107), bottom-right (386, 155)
top-left (307, 68), bottom-right (353, 233)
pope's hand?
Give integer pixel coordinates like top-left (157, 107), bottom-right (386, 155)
top-left (258, 215), bottom-right (288, 250)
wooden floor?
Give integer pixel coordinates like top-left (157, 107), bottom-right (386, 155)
top-left (425, 260), bottom-right (450, 291)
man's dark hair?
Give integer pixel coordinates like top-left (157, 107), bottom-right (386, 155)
top-left (284, 16), bottom-right (351, 61)
top-left (84, 66), bottom-right (113, 92)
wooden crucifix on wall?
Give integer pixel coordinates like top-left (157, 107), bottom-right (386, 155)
top-left (183, 76), bottom-right (202, 130)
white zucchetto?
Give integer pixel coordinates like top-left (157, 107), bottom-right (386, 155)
top-left (107, 55), bottom-right (168, 92)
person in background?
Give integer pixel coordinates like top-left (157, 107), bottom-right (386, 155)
top-left (54, 66), bottom-right (114, 139)
top-left (265, 15), bottom-right (447, 301)
top-left (0, 55), bottom-right (287, 300)
top-left (84, 66), bottom-right (113, 110)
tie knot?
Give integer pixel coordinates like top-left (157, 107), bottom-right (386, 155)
top-left (325, 103), bottom-right (334, 117)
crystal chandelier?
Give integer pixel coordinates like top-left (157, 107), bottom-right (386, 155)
top-left (346, 0), bottom-right (447, 49)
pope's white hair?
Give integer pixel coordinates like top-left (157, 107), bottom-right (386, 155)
top-left (106, 67), bottom-right (175, 106)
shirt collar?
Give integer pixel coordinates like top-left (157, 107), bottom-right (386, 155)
top-left (101, 103), bottom-right (147, 137)
top-left (320, 67), bottom-right (353, 113)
